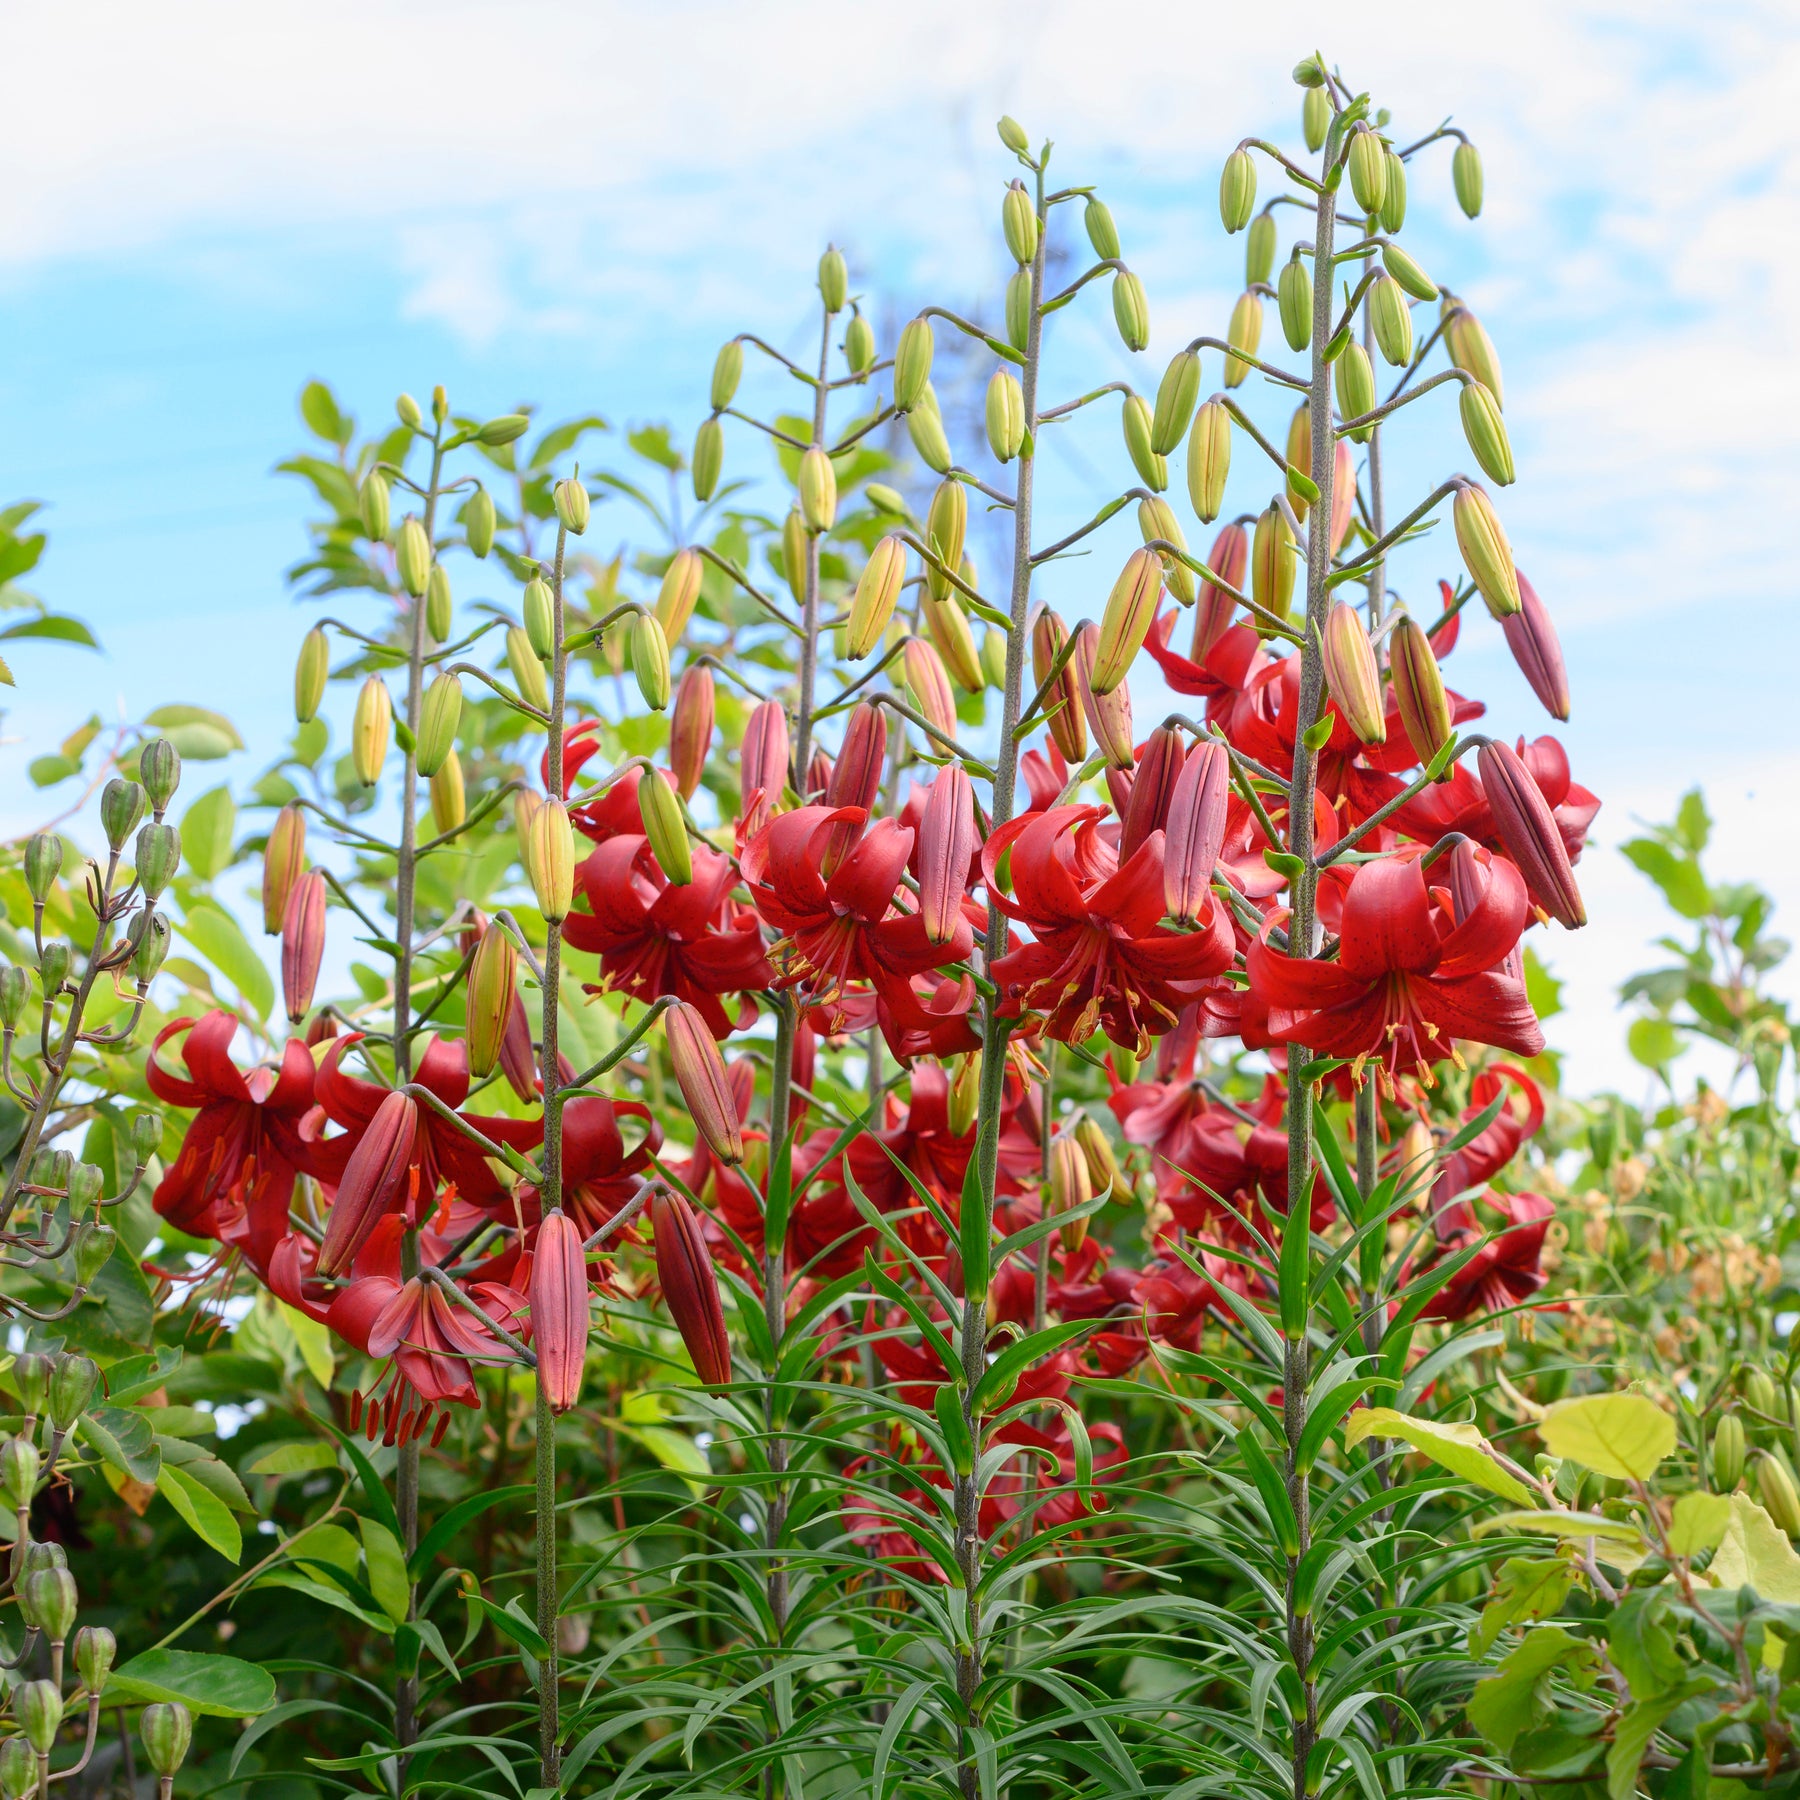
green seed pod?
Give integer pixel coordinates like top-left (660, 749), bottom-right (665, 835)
top-left (1334, 340), bottom-right (1376, 439)
top-left (18, 1682), bottom-right (61, 1756)
top-left (134, 822), bottom-right (182, 900)
top-left (924, 480), bottom-right (967, 602)
top-left (799, 446), bottom-right (838, 533)
top-left (506, 627), bottom-right (549, 713)
top-left (894, 318), bottom-right (933, 411)
top-left (100, 779), bottom-right (146, 853)
top-left (465, 483), bottom-right (495, 558)
top-left (23, 833), bottom-right (62, 903)
top-left (1712, 1413), bottom-right (1747, 1491)
top-left (1380, 149), bottom-right (1407, 234)
top-left (68, 1160), bottom-right (104, 1212)
top-left (49, 1352), bottom-right (98, 1427)
top-left (477, 412), bottom-right (529, 446)
top-left (0, 966), bottom-right (25, 1031)
top-left (352, 677), bottom-right (392, 784)
top-left (37, 941), bottom-right (70, 997)
top-left (33, 1149), bottom-right (71, 1195)
top-left (847, 536), bottom-right (906, 657)
top-left (1224, 290), bottom-right (1262, 388)
top-left (523, 577), bottom-right (555, 660)
top-left (781, 509), bottom-right (807, 602)
top-left (396, 515), bottom-right (431, 598)
top-left (637, 768), bottom-right (692, 886)
top-left (430, 752), bottom-right (465, 836)
top-left (1453, 140), bottom-right (1484, 218)
top-left (1111, 270), bottom-right (1150, 352)
top-left (1302, 85), bottom-right (1330, 154)
top-left (1138, 496), bottom-right (1195, 604)
top-left (985, 369), bottom-right (1026, 463)
top-left (139, 736), bottom-right (181, 814)
top-left (818, 245), bottom-right (847, 314)
top-left (12, 1355), bottom-right (50, 1417)
top-left (73, 1218), bottom-right (113, 1282)
top-left (1762, 1453), bottom-right (1800, 1537)
top-left (131, 1111), bottom-right (159, 1166)
top-left (1219, 148), bottom-right (1256, 232)
top-left (294, 626), bottom-right (329, 724)
top-left (1348, 127), bottom-right (1387, 216)
top-left (1459, 380), bottom-right (1515, 485)
top-left (425, 562), bottom-right (453, 641)
top-left (1446, 306), bottom-right (1505, 408)
top-left (843, 311), bottom-right (875, 376)
top-left (416, 673), bottom-right (462, 779)
top-left (140, 1702), bottom-right (193, 1779)
top-left (711, 339), bottom-right (743, 412)
top-left (1245, 212), bottom-right (1276, 287)
top-left (1084, 197), bottom-right (1120, 262)
top-left (656, 547), bottom-right (705, 644)
top-left (1251, 503), bottom-right (1296, 632)
top-left (1382, 241), bottom-right (1438, 301)
top-left (1121, 394), bottom-right (1166, 491)
top-left (359, 470), bottom-right (390, 542)
top-left (907, 400), bottom-right (953, 475)
top-left (631, 613), bottom-right (671, 711)
top-left (73, 1625), bottom-right (116, 1695)
top-left (996, 114), bottom-right (1030, 155)
top-left (0, 1436), bottom-right (38, 1512)
top-left (1150, 350), bottom-right (1201, 455)
top-left (0, 1736), bottom-right (36, 1800)
top-left (1004, 271), bottom-right (1031, 353)
top-left (553, 476), bottom-right (590, 535)
top-left (1002, 183), bottom-right (1038, 266)
top-left (1278, 253), bottom-right (1312, 351)
top-left (692, 415), bottom-right (723, 501)
top-left (129, 909), bottom-right (171, 982)
top-left (1453, 483), bottom-right (1522, 618)
top-left (1186, 400), bottom-right (1231, 525)
top-left (1368, 272), bottom-right (1414, 366)
top-left (23, 1567), bottom-right (77, 1644)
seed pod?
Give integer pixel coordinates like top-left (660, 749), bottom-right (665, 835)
top-left (1322, 603), bottom-right (1386, 744)
top-left (1380, 149), bottom-right (1407, 234)
top-left (1453, 140), bottom-right (1484, 218)
top-left (139, 1702), bottom-right (193, 1779)
top-left (1479, 739), bottom-right (1585, 928)
top-left (281, 869), bottom-right (328, 1023)
top-left (924, 480), bottom-right (968, 601)
top-left (359, 470), bottom-right (390, 541)
top-left (130, 1111), bottom-right (160, 1166)
top-left (818, 245), bottom-right (847, 313)
top-left (425, 563), bottom-right (453, 641)
top-left (1150, 350), bottom-right (1201, 455)
top-left (1002, 182), bottom-right (1038, 266)
top-left (352, 677), bottom-right (392, 785)
top-left (1348, 127), bottom-right (1387, 216)
top-left (93, 781), bottom-right (141, 868)
top-left (1073, 623), bottom-right (1135, 768)
top-left (1112, 270), bottom-right (1150, 352)
top-left (741, 700), bottom-right (790, 823)
top-left (907, 401), bottom-right (953, 475)
top-left (1121, 393), bottom-right (1166, 491)
top-left (1163, 740), bottom-right (1229, 924)
top-left (1459, 380), bottom-right (1514, 486)
top-left (894, 318), bottom-right (934, 411)
top-left (19, 1682), bottom-right (62, 1756)
top-left (1713, 1414), bottom-right (1746, 1492)
top-left (73, 1624), bottom-right (116, 1695)
top-left (1245, 212), bottom-right (1276, 287)
top-left (37, 940), bottom-right (70, 997)
top-left (1120, 726), bottom-right (1185, 859)
top-left (669, 666), bottom-right (716, 799)
top-left (692, 415), bottom-right (723, 501)
top-left (0, 1437), bottom-right (37, 1512)
top-left (0, 1735), bottom-right (35, 1800)
top-left (23, 1567), bottom-right (76, 1644)
top-left (1388, 615), bottom-right (1453, 765)
top-left (651, 1186), bottom-right (731, 1384)
top-left (518, 576), bottom-right (553, 661)
top-left (1005, 270), bottom-right (1032, 352)
top-left (415, 672), bottom-right (462, 779)
top-left (465, 483), bottom-right (496, 557)
top-left (848, 535), bottom-right (906, 657)
top-left (1503, 572), bottom-right (1570, 722)
top-left (1453, 484), bottom-right (1521, 618)
top-left (531, 1209), bottom-right (591, 1413)
top-left (554, 476), bottom-right (590, 535)
top-left (1302, 85), bottom-right (1330, 153)
top-left (922, 594), bottom-right (984, 694)
top-left (431, 750), bottom-right (466, 835)
top-left (711, 338), bottom-right (744, 411)
top-left (655, 546), bottom-right (705, 646)
top-left (1186, 400), bottom-right (1231, 525)
top-left (918, 764), bottom-right (978, 946)
top-left (1047, 1134), bottom-right (1093, 1253)
top-left (294, 625), bottom-right (329, 724)
top-left (466, 926), bottom-right (516, 1080)
top-left (638, 767), bottom-right (692, 886)
top-left (1219, 148), bottom-right (1256, 232)
top-left (1382, 241), bottom-right (1438, 302)
top-left (139, 737), bottom-right (181, 814)
top-left (1251, 504), bottom-right (1296, 633)
top-left (1138, 497), bottom-right (1194, 604)
top-left (396, 515), bottom-right (431, 598)
top-left (630, 613), bottom-right (671, 710)
top-left (525, 798), bottom-right (576, 922)
top-left (1192, 522), bottom-right (1248, 661)
top-left (985, 369), bottom-right (1026, 462)
top-left (1762, 1454), bottom-right (1800, 1537)
top-left (1225, 290), bottom-right (1262, 388)
top-left (1335, 340), bottom-right (1376, 439)
top-left (1278, 253), bottom-right (1312, 352)
top-left (1084, 196), bottom-right (1120, 261)
top-left (1369, 272), bottom-right (1413, 366)
top-left (0, 967), bottom-right (27, 1031)
top-left (262, 803), bottom-right (306, 933)
top-left (1030, 607), bottom-right (1087, 763)
top-left (1446, 305), bottom-right (1504, 407)
top-left (48, 1353), bottom-right (97, 1427)
top-left (666, 1001), bottom-right (742, 1165)
top-left (902, 638), bottom-right (958, 744)
top-left (129, 910), bottom-right (171, 980)
top-left (843, 311), bottom-right (875, 375)
top-left (507, 626), bottom-right (549, 712)
top-left (1091, 547), bottom-right (1162, 695)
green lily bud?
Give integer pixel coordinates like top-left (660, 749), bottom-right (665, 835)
top-left (351, 677), bottom-right (392, 785)
top-left (843, 311), bottom-right (875, 376)
top-left (996, 115), bottom-right (1030, 155)
top-left (477, 412), bottom-right (529, 446)
top-left (1302, 86), bottom-right (1329, 154)
top-left (985, 369), bottom-right (1025, 463)
top-left (100, 779), bottom-right (146, 853)
top-left (1379, 149), bottom-right (1407, 233)
top-left (1278, 253), bottom-right (1312, 351)
top-left (1186, 400), bottom-right (1231, 525)
top-left (781, 509), bottom-right (807, 602)
top-left (894, 318), bottom-right (933, 411)
top-left (1382, 241), bottom-right (1438, 301)
top-left (11, 1355), bottom-right (49, 1419)
top-left (924, 480), bottom-right (967, 603)
top-left (396, 515), bottom-right (431, 598)
top-left (907, 399), bottom-right (953, 475)
top-left (1090, 547), bottom-right (1162, 694)
top-left (140, 1702), bottom-right (193, 1779)
top-left (922, 593), bottom-right (984, 693)
top-left (1348, 127), bottom-right (1387, 216)
top-left (1121, 394), bottom-right (1166, 491)
top-left (1454, 483), bottom-right (1522, 618)
top-left (506, 627), bottom-right (548, 713)
top-left (980, 627), bottom-right (1007, 689)
top-left (18, 1682), bottom-right (61, 1755)
top-left (1251, 503), bottom-right (1296, 633)
top-left (73, 1625), bottom-right (116, 1694)
top-left (294, 626), bottom-right (329, 724)
top-left (464, 926), bottom-right (514, 1081)
top-left (631, 614), bottom-right (671, 711)
top-left (1138, 496), bottom-right (1195, 604)
top-left (710, 339), bottom-right (743, 412)
top-left (1084, 198), bottom-right (1119, 263)
top-left (50, 1353), bottom-right (98, 1427)
top-left (139, 736), bottom-right (181, 815)
top-left (1002, 183), bottom-right (1038, 266)
top-left (553, 476), bottom-right (590, 535)
top-left (1111, 270), bottom-right (1150, 352)
top-left (23, 1567), bottom-right (76, 1644)
top-left (23, 834), bottom-right (62, 903)
top-left (359, 470), bottom-right (390, 541)
top-left (847, 536), bottom-right (905, 658)
top-left (0, 1436), bottom-right (39, 1512)
top-left (523, 577), bottom-right (555, 660)
top-left (129, 910), bottom-right (171, 982)
top-left (0, 1741), bottom-right (30, 1800)
top-left (1453, 140), bottom-right (1484, 218)
top-left (1291, 54), bottom-right (1325, 87)
top-left (521, 800), bottom-right (574, 924)
top-left (425, 562), bottom-right (452, 641)
top-left (656, 547), bottom-right (705, 644)
top-left (1004, 271), bottom-right (1031, 353)
top-left (430, 753), bottom-right (464, 836)
top-left (0, 965), bottom-right (25, 1031)
top-left (1150, 350), bottom-right (1201, 455)
top-left (637, 768), bottom-right (692, 886)
top-left (396, 392), bottom-right (422, 428)
top-left (1224, 290), bottom-right (1262, 388)
top-left (464, 483), bottom-right (495, 558)
top-left (1762, 1453), bottom-right (1800, 1537)
top-left (1334, 340), bottom-right (1376, 440)
top-left (1446, 304), bottom-right (1504, 406)
top-left (1712, 1414), bottom-right (1746, 1491)
top-left (72, 1222), bottom-right (113, 1286)
top-left (692, 416), bottom-right (723, 501)
top-left (416, 674), bottom-right (462, 779)
top-left (866, 483), bottom-right (906, 517)
top-left (1245, 213), bottom-right (1275, 287)
top-left (818, 245), bottom-right (847, 314)
top-left (1745, 1364), bottom-right (1778, 1415)
top-left (1459, 380), bottom-right (1514, 485)
top-left (798, 446), bottom-right (837, 533)
top-left (134, 822), bottom-right (181, 900)
top-left (1219, 148), bottom-right (1256, 232)
top-left (1368, 272), bottom-right (1413, 366)
top-left (37, 941), bottom-right (69, 998)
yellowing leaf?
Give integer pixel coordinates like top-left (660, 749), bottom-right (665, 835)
top-left (1539, 1393), bottom-right (1675, 1481)
top-left (1343, 1407), bottom-right (1533, 1505)
top-left (1668, 1491), bottom-right (1732, 1558)
top-left (1470, 1509), bottom-right (1644, 1543)
top-left (1706, 1494), bottom-right (1800, 1604)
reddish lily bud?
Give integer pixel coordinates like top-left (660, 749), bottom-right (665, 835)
top-left (281, 870), bottom-right (327, 1025)
top-left (317, 1088), bottom-right (418, 1276)
top-left (1322, 603), bottom-right (1386, 745)
top-left (531, 1209), bottom-right (590, 1413)
top-left (922, 593), bottom-right (984, 693)
top-left (902, 638), bottom-right (958, 745)
top-left (1192, 522), bottom-right (1248, 662)
top-left (1091, 547), bottom-right (1162, 695)
top-left (1503, 571), bottom-right (1570, 722)
top-left (1029, 607), bottom-right (1087, 764)
top-left (805, 746), bottom-right (833, 801)
top-left (1046, 1133), bottom-right (1093, 1253)
top-left (1388, 615), bottom-right (1453, 767)
top-left (918, 764), bottom-right (978, 945)
top-left (669, 666), bottom-right (715, 799)
top-left (262, 803), bottom-right (306, 935)
top-left (1162, 740), bottom-right (1229, 924)
top-left (1479, 739), bottom-right (1586, 928)
top-left (1330, 440), bottom-right (1354, 556)
top-left (665, 1001), bottom-right (743, 1164)
top-left (1073, 623), bottom-right (1135, 769)
top-left (819, 702), bottom-right (889, 879)
top-left (651, 1187), bottom-right (730, 1386)
top-left (466, 925), bottom-right (516, 1079)
top-left (499, 990), bottom-right (538, 1102)
top-left (1120, 726), bottom-right (1186, 859)
top-left (741, 700), bottom-right (790, 829)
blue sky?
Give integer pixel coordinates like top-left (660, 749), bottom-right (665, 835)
top-left (1, 0), bottom-right (1795, 1096)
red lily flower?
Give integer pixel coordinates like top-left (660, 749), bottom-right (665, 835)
top-left (518, 1095), bottom-right (661, 1240)
top-left (1421, 1189), bottom-right (1555, 1321)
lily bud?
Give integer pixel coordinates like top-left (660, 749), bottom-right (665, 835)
top-left (902, 638), bottom-right (958, 743)
top-left (1459, 380), bottom-right (1514, 486)
top-left (1219, 149), bottom-right (1256, 232)
top-left (1348, 126), bottom-right (1387, 216)
top-left (651, 1187), bottom-right (730, 1384)
top-left (416, 672), bottom-right (462, 779)
top-left (1302, 83), bottom-right (1329, 151)
top-left (655, 547), bottom-right (704, 645)
top-left (139, 1702), bottom-right (193, 1780)
top-left (818, 244), bottom-right (847, 313)
top-left (799, 446), bottom-right (837, 533)
top-left (1073, 623), bottom-right (1135, 769)
top-left (918, 765), bottom-right (978, 946)
top-left (1368, 272), bottom-right (1413, 367)
top-left (1186, 401), bottom-right (1231, 525)
top-left (1111, 270), bottom-right (1150, 353)
top-left (1453, 483), bottom-right (1522, 618)
top-left (1503, 572), bottom-right (1570, 723)
top-left (1192, 522), bottom-right (1247, 661)
top-left (1713, 1414), bottom-right (1747, 1492)
top-left (1251, 504), bottom-right (1296, 633)
top-left (531, 1210), bottom-right (590, 1413)
top-left (1047, 1134), bottom-right (1093, 1253)
top-left (827, 703), bottom-right (888, 817)
top-left (396, 515), bottom-right (431, 598)
top-left (1091, 547), bottom-right (1162, 696)
top-left (1446, 305), bottom-right (1504, 407)
top-left (1334, 340), bottom-right (1376, 439)
top-left (49, 1351), bottom-right (98, 1427)
top-left (466, 926), bottom-right (516, 1080)
top-left (18, 1683), bottom-right (62, 1756)
top-left (985, 369), bottom-right (1025, 463)
top-left (1762, 1454), bottom-right (1800, 1538)
top-left (522, 576), bottom-right (555, 659)
top-left (1002, 182), bottom-right (1038, 266)
top-left (1382, 241), bottom-right (1438, 302)
top-left (281, 869), bottom-right (327, 1024)
top-left (669, 666), bottom-right (715, 799)
top-left (1278, 253), bottom-right (1312, 351)
top-left (666, 1001), bottom-right (742, 1165)
top-left (507, 626), bottom-right (549, 712)
top-left (907, 398), bottom-right (953, 474)
top-left (465, 483), bottom-right (496, 557)
top-left (1224, 290), bottom-right (1262, 388)
top-left (0, 1437), bottom-right (38, 1512)
top-left (261, 803), bottom-right (306, 934)
top-left (1453, 140), bottom-right (1484, 218)
top-left (1380, 149), bottom-right (1408, 233)
top-left (1150, 350), bottom-right (1201, 455)
top-left (1121, 394), bottom-right (1165, 491)
top-left (1479, 739), bottom-right (1585, 929)
top-left (630, 613), bottom-right (671, 710)
top-left (1138, 497), bottom-right (1194, 605)
top-left (139, 736), bottom-right (181, 815)
top-left (317, 1087), bottom-right (418, 1277)
top-left (841, 311), bottom-right (876, 378)
top-left (525, 799), bottom-right (576, 921)
top-left (295, 626), bottom-right (329, 724)
top-left (430, 751), bottom-right (466, 835)
top-left (1084, 197), bottom-right (1119, 261)
top-left (894, 318), bottom-right (933, 411)
top-left (73, 1624), bottom-right (116, 1695)
top-left (1331, 439), bottom-right (1356, 555)
top-left (848, 535), bottom-right (906, 657)
top-left (741, 701), bottom-right (790, 825)
top-left (1322, 603), bottom-right (1386, 744)
top-left (922, 594), bottom-right (984, 695)
top-left (1163, 741), bottom-right (1229, 925)
top-left (925, 480), bottom-right (967, 602)
top-left (1030, 607), bottom-right (1087, 764)
top-left (1245, 212), bottom-right (1276, 287)
top-left (1121, 727), bottom-right (1186, 859)
top-left (1073, 1112), bottom-right (1120, 1199)
top-left (352, 677), bottom-right (392, 785)
top-left (638, 767), bottom-right (692, 886)
top-left (1283, 405), bottom-right (1313, 522)
top-left (711, 338), bottom-right (743, 411)
top-left (1388, 615), bottom-right (1453, 766)
top-left (981, 627), bottom-right (1007, 689)
top-left (692, 415), bottom-right (723, 501)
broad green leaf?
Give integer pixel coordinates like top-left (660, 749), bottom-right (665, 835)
top-left (79, 1405), bottom-right (161, 1485)
top-left (181, 902), bottom-right (273, 1020)
top-left (622, 1425), bottom-right (711, 1495)
top-left (144, 704), bottom-right (244, 751)
top-left (299, 379), bottom-right (352, 446)
top-left (28, 753), bottom-right (78, 788)
top-left (1607, 1588), bottom-right (1683, 1700)
top-left (179, 785), bottom-right (237, 880)
top-left (1466, 1626), bottom-right (1597, 1756)
top-left (1471, 1557), bottom-right (1573, 1656)
top-left (1621, 837), bottom-right (1710, 919)
top-left (286, 1521), bottom-right (360, 1576)
top-left (1627, 1017), bottom-right (1682, 1072)
top-left (1668, 1490), bottom-right (1732, 1558)
top-left (156, 1461), bottom-right (241, 1561)
top-left (1470, 1510), bottom-right (1643, 1543)
top-left (0, 614), bottom-right (99, 648)
top-left (281, 1300), bottom-right (336, 1388)
top-left (1539, 1393), bottom-right (1675, 1479)
top-left (105, 1649), bottom-right (275, 1718)
top-left (1608, 1693), bottom-right (1690, 1800)
top-left (359, 1515), bottom-right (410, 1625)
top-left (1343, 1407), bottom-right (1533, 1504)
top-left (242, 1440), bottom-right (337, 1477)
